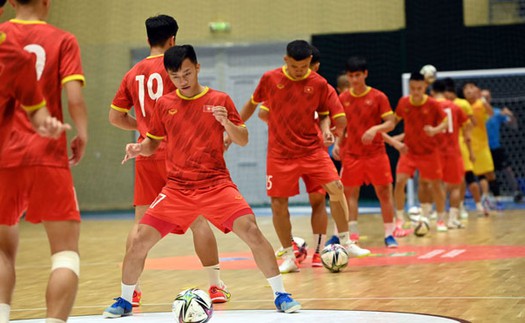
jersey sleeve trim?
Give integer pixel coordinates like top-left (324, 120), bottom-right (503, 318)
top-left (332, 112), bottom-right (346, 119)
top-left (62, 74), bottom-right (86, 87)
top-left (0, 32), bottom-right (6, 45)
top-left (260, 105), bottom-right (270, 111)
top-left (318, 111), bottom-right (330, 116)
top-left (22, 99), bottom-right (47, 112)
top-left (381, 111), bottom-right (394, 118)
top-left (110, 104), bottom-right (130, 113)
top-left (146, 132), bottom-right (165, 140)
top-left (251, 96), bottom-right (261, 105)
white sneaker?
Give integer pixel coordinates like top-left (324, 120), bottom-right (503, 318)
top-left (447, 219), bottom-right (464, 229)
top-left (436, 220), bottom-right (448, 232)
top-left (279, 257), bottom-right (299, 273)
top-left (429, 212), bottom-right (438, 220)
top-left (460, 208), bottom-right (469, 219)
top-left (344, 241), bottom-right (371, 258)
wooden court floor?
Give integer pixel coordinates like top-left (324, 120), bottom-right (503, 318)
top-left (9, 209), bottom-right (525, 322)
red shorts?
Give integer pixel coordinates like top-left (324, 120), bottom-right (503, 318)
top-left (340, 153), bottom-right (392, 187)
top-left (302, 174), bottom-right (325, 195)
top-left (141, 182), bottom-right (252, 237)
top-left (440, 153), bottom-right (464, 185)
top-left (396, 152), bottom-right (442, 181)
top-left (0, 166), bottom-right (80, 226)
top-left (266, 149), bottom-right (340, 197)
top-left (134, 159), bottom-right (167, 206)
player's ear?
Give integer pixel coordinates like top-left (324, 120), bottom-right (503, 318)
top-left (169, 36), bottom-right (175, 47)
top-left (283, 55), bottom-right (288, 64)
top-left (364, 70), bottom-right (369, 78)
top-left (195, 63), bottom-right (200, 73)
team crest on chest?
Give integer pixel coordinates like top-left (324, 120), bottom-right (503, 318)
top-left (365, 99), bottom-right (373, 106)
top-left (304, 86), bottom-right (314, 94)
top-left (168, 108), bottom-right (178, 115)
top-left (276, 83), bottom-right (285, 89)
top-left (203, 105), bottom-right (214, 113)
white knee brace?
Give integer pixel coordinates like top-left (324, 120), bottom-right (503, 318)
top-left (51, 251), bottom-right (80, 277)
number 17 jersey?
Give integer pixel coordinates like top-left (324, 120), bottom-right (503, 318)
top-left (111, 54), bottom-right (176, 160)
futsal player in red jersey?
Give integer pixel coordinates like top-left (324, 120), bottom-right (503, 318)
top-left (333, 56), bottom-right (406, 248)
top-left (393, 72), bottom-right (447, 232)
top-left (431, 80), bottom-right (470, 229)
top-left (108, 15), bottom-right (229, 307)
top-left (103, 45), bottom-right (301, 317)
top-left (256, 45), bottom-right (347, 268)
top-left (0, 1), bottom-right (86, 322)
top-left (239, 40), bottom-right (368, 274)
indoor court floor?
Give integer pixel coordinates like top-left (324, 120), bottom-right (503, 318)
top-left (9, 206), bottom-right (525, 322)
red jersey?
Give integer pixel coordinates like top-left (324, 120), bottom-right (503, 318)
top-left (395, 95), bottom-right (446, 155)
top-left (0, 20), bottom-right (85, 168)
top-left (339, 87), bottom-right (393, 157)
top-left (147, 87), bottom-right (245, 189)
top-left (0, 31), bottom-right (46, 151)
top-left (435, 98), bottom-right (468, 156)
top-left (252, 66), bottom-right (342, 159)
top-left (111, 54), bottom-right (175, 160)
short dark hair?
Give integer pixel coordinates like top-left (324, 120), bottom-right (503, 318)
top-left (164, 45), bottom-right (198, 72)
top-left (462, 80), bottom-right (478, 89)
top-left (286, 40), bottom-right (312, 61)
top-left (432, 79), bottom-right (446, 93)
top-left (345, 56), bottom-right (367, 73)
top-left (146, 15), bottom-right (179, 47)
top-left (14, 0), bottom-right (33, 5)
top-left (0, 0), bottom-right (7, 7)
top-left (410, 72), bottom-right (425, 81)
top-left (310, 45), bottom-right (321, 65)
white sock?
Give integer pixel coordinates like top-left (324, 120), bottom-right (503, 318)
top-left (46, 319), bottom-right (66, 323)
top-left (349, 221), bottom-right (358, 234)
top-left (204, 264), bottom-right (221, 287)
top-left (421, 203), bottom-right (432, 217)
top-left (0, 303), bottom-right (10, 323)
top-left (476, 202), bottom-right (484, 210)
top-left (338, 231), bottom-right (350, 245)
top-left (121, 282), bottom-right (136, 304)
top-left (384, 222), bottom-right (395, 237)
top-left (313, 234), bottom-right (325, 253)
top-left (395, 210), bottom-right (404, 221)
top-left (267, 274), bottom-right (286, 299)
top-left (437, 212), bottom-right (446, 222)
top-left (450, 207), bottom-right (459, 221)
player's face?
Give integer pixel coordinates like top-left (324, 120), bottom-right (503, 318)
top-left (284, 56), bottom-right (312, 79)
top-left (409, 80), bottom-right (427, 102)
top-left (463, 84), bottom-right (478, 101)
top-left (481, 89), bottom-right (491, 102)
top-left (346, 70), bottom-right (368, 89)
top-left (168, 59), bottom-right (200, 96)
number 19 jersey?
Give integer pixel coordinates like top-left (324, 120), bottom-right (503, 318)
top-left (111, 54), bottom-right (176, 160)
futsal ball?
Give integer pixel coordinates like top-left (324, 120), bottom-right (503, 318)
top-left (292, 236), bottom-right (308, 263)
top-left (407, 206), bottom-right (422, 224)
top-left (420, 64), bottom-right (437, 84)
top-left (414, 218), bottom-right (430, 237)
top-left (172, 288), bottom-right (213, 323)
top-left (320, 243), bottom-right (349, 273)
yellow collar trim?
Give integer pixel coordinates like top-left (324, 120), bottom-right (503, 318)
top-left (10, 19), bottom-right (47, 25)
top-left (147, 54), bottom-right (164, 59)
top-left (176, 86), bottom-right (209, 100)
top-left (350, 86), bottom-right (372, 97)
top-left (409, 94), bottom-right (428, 106)
top-left (282, 66), bottom-right (311, 81)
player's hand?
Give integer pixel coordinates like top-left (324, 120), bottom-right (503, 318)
top-left (501, 107), bottom-right (513, 116)
top-left (332, 144), bottom-right (341, 161)
top-left (69, 134), bottom-right (87, 166)
top-left (423, 125), bottom-right (437, 137)
top-left (212, 106), bottom-right (229, 126)
top-left (122, 143), bottom-right (142, 164)
top-left (37, 116), bottom-right (71, 139)
top-left (223, 133), bottom-right (233, 151)
top-left (323, 131), bottom-right (335, 146)
top-left (396, 143), bottom-right (409, 155)
top-left (361, 128), bottom-right (377, 145)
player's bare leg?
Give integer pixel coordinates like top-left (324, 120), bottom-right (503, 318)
top-left (122, 224), bottom-right (162, 285)
top-left (124, 205), bottom-right (148, 305)
top-left (0, 224), bottom-right (19, 322)
top-left (374, 184), bottom-right (400, 246)
top-left (343, 186), bottom-right (360, 241)
top-left (324, 180), bottom-right (369, 257)
top-left (232, 213), bottom-right (300, 313)
top-left (43, 220), bottom-right (80, 321)
top-left (418, 180), bottom-right (434, 220)
top-left (447, 183), bottom-right (464, 229)
top-left (308, 192), bottom-right (327, 266)
top-left (427, 179), bottom-right (447, 231)
top-left (394, 173), bottom-right (410, 226)
top-left (270, 197), bottom-right (298, 273)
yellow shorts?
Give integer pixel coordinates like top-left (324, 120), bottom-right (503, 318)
top-left (472, 147), bottom-right (494, 175)
top-left (459, 139), bottom-right (473, 172)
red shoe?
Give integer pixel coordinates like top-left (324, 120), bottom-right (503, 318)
top-left (132, 290), bottom-right (142, 307)
top-left (209, 283), bottom-right (231, 303)
top-left (311, 252), bottom-right (322, 267)
top-left (393, 227), bottom-right (412, 238)
top-left (293, 241), bottom-right (307, 263)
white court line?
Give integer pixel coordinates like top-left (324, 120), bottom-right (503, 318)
top-left (10, 296), bottom-right (525, 313)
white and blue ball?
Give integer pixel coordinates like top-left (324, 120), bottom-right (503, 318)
top-left (172, 288), bottom-right (213, 323)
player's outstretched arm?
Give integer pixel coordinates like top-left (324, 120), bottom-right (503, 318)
top-left (240, 99), bottom-right (258, 122)
top-left (109, 108), bottom-right (137, 130)
top-left (29, 107), bottom-right (71, 139)
top-left (122, 137), bottom-right (160, 164)
top-left (213, 106), bottom-right (248, 146)
top-left (64, 80), bottom-right (88, 166)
